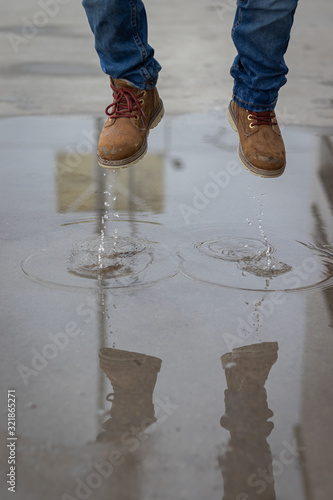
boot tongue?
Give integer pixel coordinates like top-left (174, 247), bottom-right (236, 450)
top-left (112, 78), bottom-right (137, 90)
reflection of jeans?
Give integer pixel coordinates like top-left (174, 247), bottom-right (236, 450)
top-left (82, 0), bottom-right (161, 90)
top-left (82, 0), bottom-right (298, 108)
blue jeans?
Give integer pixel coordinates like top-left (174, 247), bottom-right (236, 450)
top-left (231, 0), bottom-right (299, 111)
top-left (82, 0), bottom-right (298, 108)
top-left (82, 0), bottom-right (161, 90)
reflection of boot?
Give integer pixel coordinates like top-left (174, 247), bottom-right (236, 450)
top-left (219, 342), bottom-right (278, 500)
top-left (221, 342), bottom-right (278, 393)
top-left (97, 348), bottom-right (162, 442)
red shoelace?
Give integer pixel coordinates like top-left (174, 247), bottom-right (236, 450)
top-left (248, 110), bottom-right (277, 126)
top-left (105, 84), bottom-right (146, 124)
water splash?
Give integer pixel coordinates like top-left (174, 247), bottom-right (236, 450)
top-left (98, 170), bottom-right (120, 273)
top-left (98, 214), bottom-right (106, 272)
top-left (244, 190), bottom-right (286, 277)
top-left (68, 235), bottom-right (148, 280)
top-left (197, 237), bottom-right (291, 279)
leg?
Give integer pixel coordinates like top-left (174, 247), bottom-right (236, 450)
top-left (82, 0), bottom-right (161, 90)
top-left (227, 0), bottom-right (299, 178)
top-left (231, 0), bottom-right (299, 112)
top-left (81, 0), bottom-right (164, 168)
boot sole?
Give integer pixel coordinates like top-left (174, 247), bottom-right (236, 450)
top-left (227, 102), bottom-right (285, 179)
top-left (97, 99), bottom-right (165, 169)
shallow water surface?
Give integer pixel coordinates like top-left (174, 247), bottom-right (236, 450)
top-left (0, 114), bottom-right (333, 500)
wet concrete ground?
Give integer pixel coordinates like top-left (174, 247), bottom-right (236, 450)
top-left (0, 113), bottom-right (333, 500)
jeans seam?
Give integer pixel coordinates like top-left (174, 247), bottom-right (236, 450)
top-left (140, 67), bottom-right (155, 85)
top-left (128, 0), bottom-right (147, 63)
top-left (232, 7), bottom-right (242, 36)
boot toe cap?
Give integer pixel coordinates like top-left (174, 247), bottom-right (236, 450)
top-left (98, 132), bottom-right (141, 162)
top-left (253, 152), bottom-right (286, 170)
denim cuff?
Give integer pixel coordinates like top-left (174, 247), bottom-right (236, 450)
top-left (103, 61), bottom-right (161, 90)
top-left (105, 75), bottom-right (158, 90)
top-left (232, 82), bottom-right (278, 112)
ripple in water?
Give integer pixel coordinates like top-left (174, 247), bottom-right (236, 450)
top-left (197, 237), bottom-right (292, 279)
top-left (21, 220), bottom-right (178, 290)
top-left (179, 227), bottom-right (333, 292)
top-left (197, 237), bottom-right (267, 262)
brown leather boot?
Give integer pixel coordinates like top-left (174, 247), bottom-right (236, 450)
top-left (97, 78), bottom-right (164, 168)
top-left (227, 100), bottom-right (286, 178)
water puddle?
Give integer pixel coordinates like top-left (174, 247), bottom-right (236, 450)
top-left (3, 114), bottom-right (333, 500)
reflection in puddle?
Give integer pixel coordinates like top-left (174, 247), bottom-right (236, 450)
top-left (97, 348), bottom-right (162, 442)
top-left (219, 342), bottom-right (278, 500)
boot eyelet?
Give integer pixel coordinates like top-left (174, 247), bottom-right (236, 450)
top-left (247, 114), bottom-right (253, 121)
top-left (249, 123), bottom-right (255, 129)
top-left (139, 99), bottom-right (144, 104)
top-left (141, 91), bottom-right (147, 96)
top-left (134, 115), bottom-right (139, 120)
